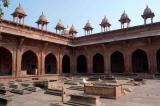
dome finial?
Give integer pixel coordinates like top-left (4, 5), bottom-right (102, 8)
top-left (142, 5), bottom-right (155, 24)
top-left (19, 3), bottom-right (20, 7)
top-left (146, 5), bottom-right (148, 8)
top-left (119, 10), bottom-right (131, 29)
top-left (11, 3), bottom-right (27, 24)
top-left (83, 20), bottom-right (93, 35)
top-left (100, 15), bottom-right (111, 32)
top-left (69, 24), bottom-right (77, 36)
top-left (36, 12), bottom-right (49, 30)
top-left (55, 19), bottom-right (65, 34)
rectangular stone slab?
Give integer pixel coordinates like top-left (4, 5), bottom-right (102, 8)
top-left (84, 84), bottom-right (123, 99)
top-left (68, 86), bottom-right (84, 91)
top-left (11, 89), bottom-right (31, 95)
top-left (66, 94), bottom-right (101, 106)
top-left (0, 95), bottom-right (12, 106)
top-left (45, 89), bottom-right (62, 96)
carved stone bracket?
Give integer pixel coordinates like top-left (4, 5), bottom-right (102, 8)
top-left (147, 38), bottom-right (152, 45)
top-left (43, 42), bottom-right (48, 49)
top-left (101, 44), bottom-right (107, 51)
top-left (18, 37), bottom-right (25, 49)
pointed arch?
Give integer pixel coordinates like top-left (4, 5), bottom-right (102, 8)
top-left (156, 49), bottom-right (160, 73)
top-left (21, 50), bottom-right (38, 75)
top-left (62, 55), bottom-right (70, 73)
top-left (111, 51), bottom-right (125, 73)
top-left (0, 47), bottom-right (12, 76)
top-left (132, 49), bottom-right (148, 73)
top-left (93, 53), bottom-right (104, 73)
top-left (77, 55), bottom-right (87, 73)
top-left (45, 53), bottom-right (57, 74)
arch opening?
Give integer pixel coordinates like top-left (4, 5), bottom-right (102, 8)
top-left (156, 49), bottom-right (160, 73)
top-left (45, 53), bottom-right (57, 74)
top-left (132, 49), bottom-right (148, 73)
top-left (93, 53), bottom-right (104, 73)
top-left (62, 55), bottom-right (70, 73)
top-left (21, 50), bottom-right (38, 75)
top-left (77, 55), bottom-right (87, 73)
top-left (111, 51), bottom-right (125, 73)
top-left (0, 47), bottom-right (12, 76)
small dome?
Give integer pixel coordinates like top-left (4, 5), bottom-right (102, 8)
top-left (120, 11), bottom-right (129, 20)
top-left (143, 5), bottom-right (152, 15)
top-left (37, 12), bottom-right (48, 23)
top-left (83, 20), bottom-right (93, 30)
top-left (69, 24), bottom-right (77, 35)
top-left (55, 20), bottom-right (65, 30)
top-left (102, 16), bottom-right (109, 24)
top-left (100, 16), bottom-right (111, 27)
top-left (119, 11), bottom-right (131, 23)
top-left (12, 3), bottom-right (26, 16)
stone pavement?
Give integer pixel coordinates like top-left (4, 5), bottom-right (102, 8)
top-left (8, 80), bottom-right (160, 106)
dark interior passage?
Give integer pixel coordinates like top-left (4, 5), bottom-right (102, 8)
top-left (156, 49), bottom-right (160, 73)
top-left (45, 53), bottom-right (57, 74)
top-left (0, 47), bottom-right (12, 76)
top-left (132, 49), bottom-right (149, 73)
top-left (21, 50), bottom-right (38, 75)
top-left (93, 53), bottom-right (104, 73)
top-left (77, 55), bottom-right (87, 73)
top-left (111, 51), bottom-right (125, 73)
top-left (62, 55), bottom-right (70, 73)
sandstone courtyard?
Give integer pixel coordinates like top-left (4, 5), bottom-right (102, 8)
top-left (1, 0), bottom-right (160, 106)
top-left (0, 75), bottom-right (160, 106)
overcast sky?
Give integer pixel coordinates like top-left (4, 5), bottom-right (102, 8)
top-left (3, 0), bottom-right (160, 36)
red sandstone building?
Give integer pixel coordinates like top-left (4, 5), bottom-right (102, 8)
top-left (0, 4), bottom-right (160, 79)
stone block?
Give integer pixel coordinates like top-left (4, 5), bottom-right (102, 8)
top-left (33, 80), bottom-right (48, 89)
top-left (45, 88), bottom-right (62, 96)
top-left (134, 78), bottom-right (144, 82)
top-left (64, 80), bottom-right (79, 85)
top-left (24, 87), bottom-right (42, 92)
top-left (0, 88), bottom-right (13, 96)
top-left (0, 95), bottom-right (12, 106)
top-left (47, 81), bottom-right (64, 89)
top-left (11, 89), bottom-right (31, 95)
top-left (66, 94), bottom-right (101, 106)
top-left (84, 83), bottom-right (124, 99)
top-left (32, 78), bottom-right (39, 81)
top-left (68, 86), bottom-right (84, 91)
top-left (21, 70), bottom-right (27, 76)
top-left (87, 76), bottom-right (100, 81)
top-left (21, 83), bottom-right (31, 87)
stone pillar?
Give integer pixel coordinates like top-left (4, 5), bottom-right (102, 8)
top-left (59, 53), bottom-right (63, 75)
top-left (57, 54), bottom-right (60, 75)
top-left (106, 53), bottom-right (111, 74)
top-left (104, 55), bottom-right (107, 74)
top-left (37, 54), bottom-right (41, 76)
top-left (147, 39), bottom-right (157, 74)
top-left (144, 19), bottom-right (146, 25)
top-left (15, 49), bottom-right (22, 77)
top-left (70, 51), bottom-right (76, 75)
top-left (148, 49), bottom-right (157, 74)
top-left (87, 55), bottom-right (92, 74)
top-left (40, 50), bottom-right (45, 76)
top-left (124, 51), bottom-right (132, 74)
top-left (12, 50), bottom-right (17, 77)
